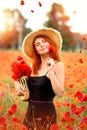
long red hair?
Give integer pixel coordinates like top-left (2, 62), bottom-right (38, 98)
top-left (32, 35), bottom-right (62, 75)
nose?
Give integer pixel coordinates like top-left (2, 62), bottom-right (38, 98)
top-left (40, 42), bottom-right (45, 47)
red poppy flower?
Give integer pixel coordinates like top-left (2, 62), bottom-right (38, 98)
top-left (11, 56), bottom-right (31, 81)
top-left (12, 117), bottom-right (20, 123)
top-left (50, 124), bottom-right (60, 130)
top-left (79, 58), bottom-right (83, 63)
top-left (8, 104), bottom-right (18, 115)
top-left (0, 116), bottom-right (7, 125)
top-left (71, 104), bottom-right (77, 114)
top-left (74, 91), bottom-right (85, 101)
top-left (21, 124), bottom-right (28, 130)
top-left (83, 95), bottom-right (87, 101)
top-left (49, 45), bottom-right (55, 52)
top-left (81, 116), bottom-right (87, 123)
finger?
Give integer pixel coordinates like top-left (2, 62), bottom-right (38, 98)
top-left (20, 85), bottom-right (25, 91)
top-left (16, 88), bottom-right (24, 96)
top-left (17, 91), bottom-right (24, 96)
top-left (19, 80), bottom-right (23, 84)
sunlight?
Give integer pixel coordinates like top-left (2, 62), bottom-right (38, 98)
top-left (0, 11), bottom-right (14, 32)
top-left (0, 0), bottom-right (87, 34)
top-left (64, 0), bottom-right (87, 34)
top-left (0, 12), bottom-right (6, 32)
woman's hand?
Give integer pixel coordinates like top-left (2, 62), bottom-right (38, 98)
top-left (14, 81), bottom-right (25, 96)
top-left (46, 58), bottom-right (55, 67)
top-left (46, 59), bottom-right (55, 80)
top-left (46, 58), bottom-right (55, 79)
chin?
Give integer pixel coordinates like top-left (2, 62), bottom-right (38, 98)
top-left (40, 50), bottom-right (49, 54)
top-left (40, 51), bottom-right (49, 55)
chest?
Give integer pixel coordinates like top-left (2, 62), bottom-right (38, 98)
top-left (38, 66), bottom-right (50, 76)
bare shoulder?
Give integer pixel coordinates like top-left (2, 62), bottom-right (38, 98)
top-left (53, 61), bottom-right (64, 72)
top-left (54, 61), bottom-right (64, 68)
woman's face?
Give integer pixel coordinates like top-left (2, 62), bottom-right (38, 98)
top-left (34, 37), bottom-right (50, 55)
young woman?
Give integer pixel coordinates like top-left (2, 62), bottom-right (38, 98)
top-left (15, 28), bottom-right (65, 130)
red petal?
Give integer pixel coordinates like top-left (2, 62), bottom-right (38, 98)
top-left (17, 56), bottom-right (23, 61)
top-left (79, 58), bottom-right (83, 63)
top-left (49, 45), bottom-right (55, 52)
top-left (82, 37), bottom-right (86, 40)
top-left (38, 2), bottom-right (42, 7)
top-left (31, 10), bottom-right (34, 13)
top-left (20, 0), bottom-right (25, 5)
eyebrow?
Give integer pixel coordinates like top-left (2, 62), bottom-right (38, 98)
top-left (35, 42), bottom-right (40, 45)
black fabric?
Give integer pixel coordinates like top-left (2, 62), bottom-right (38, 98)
top-left (28, 76), bottom-right (55, 101)
top-left (23, 101), bottom-right (56, 129)
top-left (23, 76), bottom-right (56, 129)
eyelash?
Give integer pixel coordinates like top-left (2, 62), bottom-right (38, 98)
top-left (36, 43), bottom-right (40, 46)
top-left (36, 40), bottom-right (46, 46)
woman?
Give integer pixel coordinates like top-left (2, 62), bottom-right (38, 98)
top-left (15, 28), bottom-right (65, 130)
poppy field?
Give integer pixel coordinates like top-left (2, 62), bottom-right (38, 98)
top-left (0, 50), bottom-right (87, 130)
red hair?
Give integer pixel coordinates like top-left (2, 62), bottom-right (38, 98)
top-left (32, 35), bottom-right (62, 75)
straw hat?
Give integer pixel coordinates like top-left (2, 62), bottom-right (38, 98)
top-left (22, 28), bottom-right (63, 59)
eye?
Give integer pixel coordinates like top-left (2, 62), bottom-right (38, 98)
top-left (35, 42), bottom-right (40, 47)
top-left (42, 39), bottom-right (46, 43)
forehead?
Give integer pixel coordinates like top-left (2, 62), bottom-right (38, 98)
top-left (34, 37), bottom-right (46, 46)
top-left (34, 37), bottom-right (44, 42)
top-left (33, 35), bottom-right (53, 45)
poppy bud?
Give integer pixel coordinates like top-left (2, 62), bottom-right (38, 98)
top-left (17, 56), bottom-right (23, 61)
top-left (16, 56), bottom-right (25, 63)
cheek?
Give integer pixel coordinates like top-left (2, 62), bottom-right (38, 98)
top-left (46, 42), bottom-right (50, 47)
top-left (35, 46), bottom-right (40, 53)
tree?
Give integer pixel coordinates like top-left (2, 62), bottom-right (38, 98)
top-left (0, 9), bottom-right (31, 49)
top-left (44, 3), bottom-right (75, 51)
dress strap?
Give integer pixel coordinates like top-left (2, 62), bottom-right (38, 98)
top-left (45, 71), bottom-right (49, 75)
top-left (45, 62), bottom-right (58, 75)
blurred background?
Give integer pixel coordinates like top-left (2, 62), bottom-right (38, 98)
top-left (0, 0), bottom-right (87, 51)
top-left (0, 1), bottom-right (87, 130)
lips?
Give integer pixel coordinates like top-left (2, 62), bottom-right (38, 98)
top-left (40, 46), bottom-right (47, 51)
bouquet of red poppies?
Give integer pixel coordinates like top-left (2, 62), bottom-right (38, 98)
top-left (11, 56), bottom-right (31, 101)
top-left (11, 56), bottom-right (31, 81)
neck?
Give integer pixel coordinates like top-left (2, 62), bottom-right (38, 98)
top-left (40, 54), bottom-right (50, 65)
top-left (41, 55), bottom-right (50, 68)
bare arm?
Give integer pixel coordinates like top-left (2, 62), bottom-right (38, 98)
top-left (46, 62), bottom-right (65, 98)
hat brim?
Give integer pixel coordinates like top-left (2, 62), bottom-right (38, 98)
top-left (22, 28), bottom-right (63, 59)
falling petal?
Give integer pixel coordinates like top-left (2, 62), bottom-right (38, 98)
top-left (69, 41), bottom-right (74, 45)
top-left (79, 50), bottom-right (82, 53)
top-left (82, 37), bottom-right (86, 40)
top-left (38, 1), bottom-right (42, 7)
top-left (20, 0), bottom-right (25, 5)
top-left (31, 10), bottom-right (34, 13)
top-left (79, 58), bottom-right (83, 63)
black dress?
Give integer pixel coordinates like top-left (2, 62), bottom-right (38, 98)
top-left (23, 75), bottom-right (56, 130)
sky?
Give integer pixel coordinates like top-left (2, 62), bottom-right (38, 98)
top-left (0, 0), bottom-right (87, 34)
